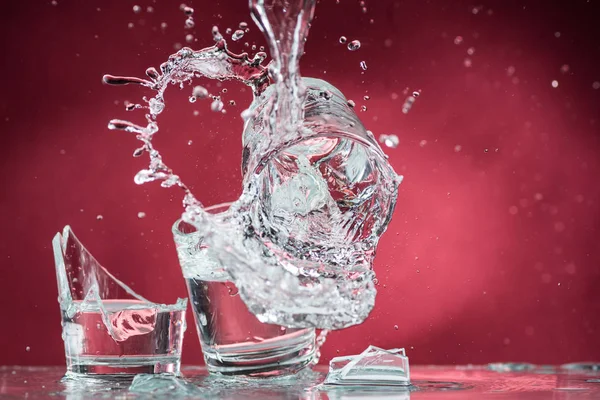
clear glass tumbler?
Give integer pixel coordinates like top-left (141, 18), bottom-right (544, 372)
top-left (172, 203), bottom-right (317, 376)
top-left (52, 226), bottom-right (187, 376)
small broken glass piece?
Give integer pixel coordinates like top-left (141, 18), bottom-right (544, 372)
top-left (324, 346), bottom-right (410, 386)
top-left (129, 374), bottom-right (204, 396)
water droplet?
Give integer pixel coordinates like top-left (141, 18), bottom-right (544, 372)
top-left (232, 29), bottom-right (245, 41)
top-left (133, 5), bottom-right (141, 13)
top-left (339, 36), bottom-right (347, 44)
top-left (360, 61), bottom-right (367, 70)
top-left (211, 99), bottom-right (224, 112)
top-left (379, 134), bottom-right (399, 149)
top-left (137, 212), bottom-right (146, 219)
top-left (133, 147), bottom-right (144, 157)
top-left (551, 80), bottom-right (559, 88)
top-left (227, 283), bottom-right (239, 296)
top-left (145, 67), bottom-right (159, 79)
top-left (454, 36), bottom-right (463, 45)
top-left (96, 215), bottom-right (104, 220)
top-left (192, 85), bottom-right (209, 99)
top-left (212, 26), bottom-right (222, 40)
top-left (347, 40), bottom-right (361, 51)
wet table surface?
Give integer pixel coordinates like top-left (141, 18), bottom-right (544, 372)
top-left (1, 365), bottom-right (600, 399)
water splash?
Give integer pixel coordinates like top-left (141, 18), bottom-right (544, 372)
top-left (104, 0), bottom-right (401, 330)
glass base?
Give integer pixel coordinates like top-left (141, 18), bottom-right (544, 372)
top-left (66, 355), bottom-right (180, 376)
top-left (202, 329), bottom-right (316, 377)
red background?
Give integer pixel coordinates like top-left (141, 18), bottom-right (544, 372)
top-left (1, 0), bottom-right (599, 366)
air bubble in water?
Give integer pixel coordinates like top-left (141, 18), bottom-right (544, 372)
top-left (146, 6), bottom-right (153, 13)
top-left (133, 5), bottom-right (141, 13)
top-left (232, 29), bottom-right (245, 41)
top-left (361, 105), bottom-right (367, 112)
top-left (211, 99), bottom-right (224, 112)
top-left (347, 40), bottom-right (361, 51)
top-left (379, 134), bottom-right (399, 149)
top-left (412, 91), bottom-right (420, 97)
top-left (182, 6), bottom-right (194, 15)
top-left (160, 22), bottom-right (167, 29)
top-left (226, 28), bottom-right (232, 35)
top-left (185, 18), bottom-right (194, 29)
top-left (454, 36), bottom-right (463, 45)
top-left (464, 57), bottom-right (472, 67)
top-left (339, 36), bottom-right (347, 44)
top-left (188, 140), bottom-right (193, 145)
top-left (419, 140), bottom-right (427, 147)
top-left (467, 46), bottom-right (475, 55)
top-left (551, 80), bottom-right (559, 88)
top-left (192, 85), bottom-right (209, 99)
top-left (347, 99), bottom-right (356, 107)
top-left (454, 144), bottom-right (462, 152)
top-left (25, 346), bottom-right (31, 352)
top-left (239, 21), bottom-right (248, 29)
top-left (560, 64), bottom-right (570, 74)
top-left (96, 215), bottom-right (104, 220)
top-left (189, 96), bottom-right (196, 103)
top-left (364, 95), bottom-right (370, 100)
top-left (360, 61), bottom-right (367, 70)
top-left (593, 81), bottom-right (600, 90)
top-left (137, 212), bottom-right (146, 219)
top-left (394, 325), bottom-right (399, 330)
top-left (186, 34), bottom-right (194, 43)
top-left (127, 22), bottom-right (134, 29)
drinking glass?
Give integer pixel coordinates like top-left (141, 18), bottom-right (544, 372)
top-left (172, 203), bottom-right (317, 376)
top-left (52, 226), bottom-right (187, 376)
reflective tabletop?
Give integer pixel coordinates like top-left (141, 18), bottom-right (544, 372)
top-left (1, 365), bottom-right (599, 399)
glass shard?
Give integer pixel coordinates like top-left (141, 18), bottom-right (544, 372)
top-left (324, 346), bottom-right (411, 386)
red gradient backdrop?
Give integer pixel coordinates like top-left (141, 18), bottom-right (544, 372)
top-left (1, 0), bottom-right (599, 366)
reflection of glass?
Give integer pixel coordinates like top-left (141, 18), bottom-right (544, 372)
top-left (172, 203), bottom-right (316, 376)
top-left (52, 226), bottom-right (186, 376)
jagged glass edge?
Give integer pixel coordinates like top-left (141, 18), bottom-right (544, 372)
top-left (53, 225), bottom-right (187, 312)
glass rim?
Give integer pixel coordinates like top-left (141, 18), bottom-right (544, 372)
top-left (172, 201), bottom-right (233, 236)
